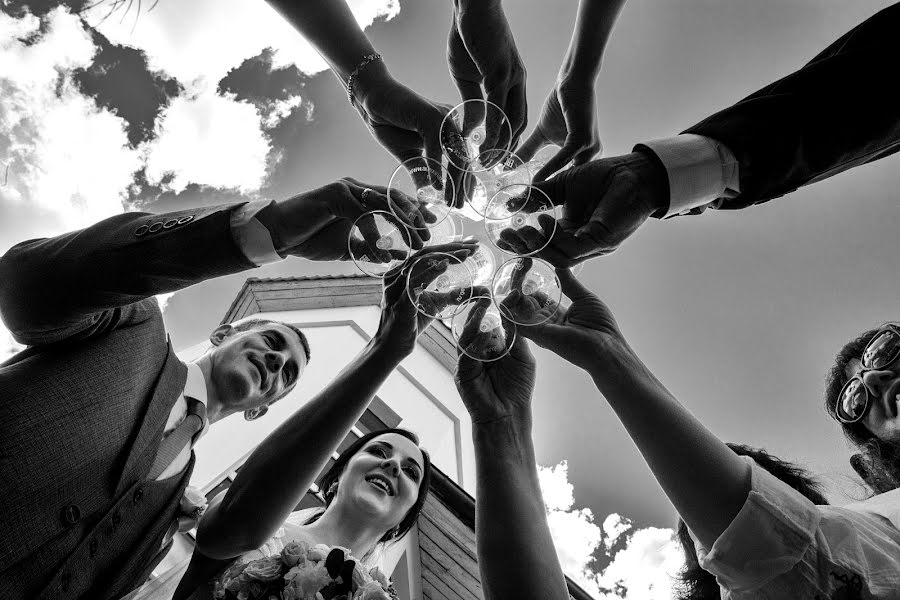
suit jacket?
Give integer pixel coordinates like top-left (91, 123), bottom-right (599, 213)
top-left (0, 203), bottom-right (256, 599)
top-left (684, 2), bottom-right (900, 208)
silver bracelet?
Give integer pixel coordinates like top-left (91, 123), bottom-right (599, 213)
top-left (346, 53), bottom-right (382, 105)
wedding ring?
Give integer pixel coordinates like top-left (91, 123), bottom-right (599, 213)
top-left (360, 187), bottom-right (373, 207)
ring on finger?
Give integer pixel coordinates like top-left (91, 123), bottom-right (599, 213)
top-left (360, 187), bottom-right (373, 207)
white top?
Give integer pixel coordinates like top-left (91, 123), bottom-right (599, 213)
top-left (691, 456), bottom-right (900, 599)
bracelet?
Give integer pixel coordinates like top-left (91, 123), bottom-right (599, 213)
top-left (346, 53), bottom-right (383, 105)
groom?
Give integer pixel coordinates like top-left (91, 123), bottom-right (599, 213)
top-left (0, 179), bottom-right (424, 600)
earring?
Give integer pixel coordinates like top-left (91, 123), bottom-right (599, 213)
top-left (388, 527), bottom-right (399, 539)
top-left (327, 481), bottom-right (338, 498)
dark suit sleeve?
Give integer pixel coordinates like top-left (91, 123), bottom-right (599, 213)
top-left (0, 203), bottom-right (257, 346)
top-left (684, 2), bottom-right (900, 209)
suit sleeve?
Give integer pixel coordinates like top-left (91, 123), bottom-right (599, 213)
top-left (0, 204), bottom-right (257, 346)
top-left (684, 2), bottom-right (900, 209)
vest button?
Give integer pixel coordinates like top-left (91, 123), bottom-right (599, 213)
top-left (61, 504), bottom-right (81, 526)
top-left (89, 539), bottom-right (98, 557)
top-left (112, 511), bottom-right (122, 528)
top-left (133, 487), bottom-right (144, 505)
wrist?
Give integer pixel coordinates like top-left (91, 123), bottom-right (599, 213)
top-left (349, 56), bottom-right (390, 108)
top-left (558, 58), bottom-right (601, 84)
top-left (253, 201), bottom-right (287, 255)
top-left (472, 415), bottom-right (534, 457)
top-left (628, 150), bottom-right (671, 218)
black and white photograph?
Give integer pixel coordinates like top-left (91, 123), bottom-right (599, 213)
top-left (1, 1), bottom-right (899, 599)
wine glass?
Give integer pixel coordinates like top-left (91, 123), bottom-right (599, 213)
top-left (468, 153), bottom-right (532, 217)
top-left (388, 157), bottom-right (454, 230)
top-left (348, 210), bottom-right (412, 278)
top-left (451, 295), bottom-right (516, 362)
top-left (491, 257), bottom-right (561, 326)
top-left (406, 252), bottom-right (475, 319)
top-left (440, 99), bottom-right (512, 173)
top-left (483, 184), bottom-right (558, 256)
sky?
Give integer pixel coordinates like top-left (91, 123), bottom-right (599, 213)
top-left (2, 0), bottom-right (900, 597)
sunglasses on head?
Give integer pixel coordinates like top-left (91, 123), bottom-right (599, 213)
top-left (836, 324), bottom-right (900, 424)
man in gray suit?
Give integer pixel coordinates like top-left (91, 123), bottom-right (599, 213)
top-left (0, 178), bottom-right (429, 599)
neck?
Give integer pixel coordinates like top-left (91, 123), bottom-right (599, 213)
top-left (302, 502), bottom-right (388, 559)
top-left (191, 355), bottom-right (226, 424)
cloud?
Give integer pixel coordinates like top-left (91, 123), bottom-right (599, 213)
top-left (87, 0), bottom-right (401, 84)
top-left (141, 86), bottom-right (272, 194)
top-left (0, 7), bottom-right (142, 240)
top-left (537, 461), bottom-right (685, 600)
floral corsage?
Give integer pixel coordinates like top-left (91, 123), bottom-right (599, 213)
top-left (213, 541), bottom-right (398, 600)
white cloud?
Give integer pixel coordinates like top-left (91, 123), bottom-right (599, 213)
top-left (88, 0), bottom-right (401, 84)
top-left (142, 86), bottom-right (272, 193)
top-left (537, 462), bottom-right (685, 600)
top-left (0, 7), bottom-right (141, 238)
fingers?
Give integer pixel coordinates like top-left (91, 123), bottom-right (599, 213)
top-left (572, 140), bottom-right (602, 166)
top-left (532, 142), bottom-right (578, 182)
top-left (505, 81), bottom-right (528, 149)
top-left (555, 267), bottom-right (594, 302)
top-left (508, 257), bottom-right (533, 292)
top-left (483, 86), bottom-right (512, 168)
top-left (457, 296), bottom-right (493, 349)
top-left (515, 128), bottom-right (546, 163)
top-left (355, 212), bottom-right (392, 263)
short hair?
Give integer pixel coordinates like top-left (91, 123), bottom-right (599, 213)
top-left (824, 323), bottom-right (900, 494)
top-left (230, 318), bottom-right (311, 365)
top-left (673, 444), bottom-right (828, 600)
top-left (310, 429), bottom-right (431, 548)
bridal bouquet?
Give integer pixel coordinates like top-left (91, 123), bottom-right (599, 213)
top-left (213, 540), bottom-right (397, 600)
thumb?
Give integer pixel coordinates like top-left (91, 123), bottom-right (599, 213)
top-left (515, 128), bottom-right (545, 163)
top-left (556, 268), bottom-right (593, 302)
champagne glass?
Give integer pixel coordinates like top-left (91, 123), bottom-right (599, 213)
top-left (388, 157), bottom-right (454, 230)
top-left (451, 295), bottom-right (516, 362)
top-left (468, 153), bottom-right (532, 217)
top-left (440, 99), bottom-right (512, 173)
top-left (406, 252), bottom-right (475, 319)
top-left (348, 210), bottom-right (412, 278)
top-left (483, 184), bottom-right (558, 256)
top-left (491, 257), bottom-right (561, 326)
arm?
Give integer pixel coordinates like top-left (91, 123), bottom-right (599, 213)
top-left (0, 204), bottom-right (253, 345)
top-left (196, 242), bottom-right (478, 558)
top-left (683, 2), bottom-right (900, 209)
top-left (519, 270), bottom-right (750, 549)
top-left (456, 334), bottom-right (570, 600)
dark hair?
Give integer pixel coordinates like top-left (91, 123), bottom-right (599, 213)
top-left (823, 324), bottom-right (900, 494)
top-left (673, 443), bottom-right (828, 600)
top-left (231, 318), bottom-right (312, 365)
top-left (312, 428), bottom-right (431, 548)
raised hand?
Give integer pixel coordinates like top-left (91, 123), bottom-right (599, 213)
top-left (515, 78), bottom-right (602, 182)
top-left (448, 0), bottom-right (527, 154)
top-left (455, 331), bottom-right (536, 426)
top-left (376, 241), bottom-right (479, 358)
top-left (503, 152), bottom-right (670, 266)
top-left (258, 178), bottom-right (438, 263)
top-left (516, 268), bottom-right (623, 371)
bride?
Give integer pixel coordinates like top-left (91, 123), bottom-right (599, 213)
top-left (127, 242), bottom-right (475, 600)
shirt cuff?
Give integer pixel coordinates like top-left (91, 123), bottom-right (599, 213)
top-left (230, 200), bottom-right (283, 266)
top-left (691, 456), bottom-right (821, 593)
top-left (635, 134), bottom-right (740, 218)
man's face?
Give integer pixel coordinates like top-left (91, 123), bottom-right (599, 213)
top-left (844, 358), bottom-right (900, 443)
top-left (208, 323), bottom-right (308, 416)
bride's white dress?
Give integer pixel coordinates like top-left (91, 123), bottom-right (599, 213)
top-left (121, 508), bottom-right (378, 600)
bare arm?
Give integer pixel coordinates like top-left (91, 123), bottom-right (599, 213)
top-left (521, 269), bottom-right (751, 549)
top-left (559, 0), bottom-right (627, 82)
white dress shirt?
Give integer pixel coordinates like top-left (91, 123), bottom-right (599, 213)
top-left (691, 456), bottom-right (900, 599)
top-left (637, 134), bottom-right (741, 218)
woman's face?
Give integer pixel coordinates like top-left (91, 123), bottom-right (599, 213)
top-left (335, 433), bottom-right (425, 533)
top-left (844, 358), bottom-right (900, 443)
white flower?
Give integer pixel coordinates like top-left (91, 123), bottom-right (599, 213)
top-left (180, 486), bottom-right (207, 517)
top-left (354, 580), bottom-right (391, 600)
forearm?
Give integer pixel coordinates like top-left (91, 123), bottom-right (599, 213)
top-left (587, 338), bottom-right (750, 549)
top-left (265, 0), bottom-right (377, 82)
top-left (472, 418), bottom-right (570, 600)
top-left (0, 205), bottom-right (253, 342)
top-left (559, 0), bottom-right (627, 81)
top-left (685, 2), bottom-right (900, 207)
top-left (197, 338), bottom-right (402, 558)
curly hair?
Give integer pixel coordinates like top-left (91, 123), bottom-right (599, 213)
top-left (823, 324), bottom-right (900, 494)
top-left (673, 443), bottom-right (828, 600)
